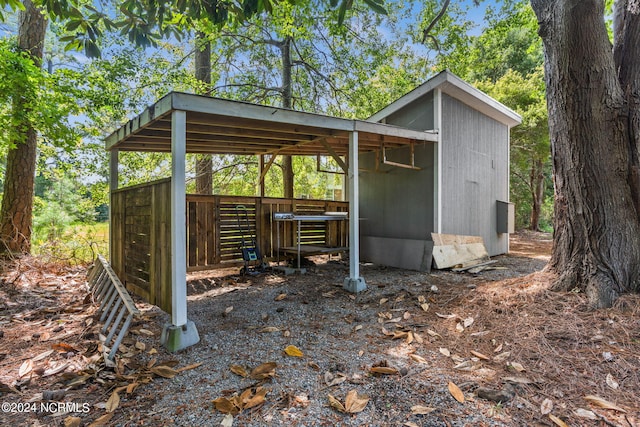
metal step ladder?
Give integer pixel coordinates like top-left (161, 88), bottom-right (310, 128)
top-left (87, 255), bottom-right (140, 361)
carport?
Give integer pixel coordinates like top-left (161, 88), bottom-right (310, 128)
top-left (105, 92), bottom-right (438, 350)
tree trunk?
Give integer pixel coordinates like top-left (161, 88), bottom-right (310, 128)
top-left (195, 31), bottom-right (213, 195)
top-left (529, 159), bottom-right (545, 231)
top-left (531, 0), bottom-right (640, 307)
top-left (280, 37), bottom-right (294, 199)
top-left (0, 0), bottom-right (47, 254)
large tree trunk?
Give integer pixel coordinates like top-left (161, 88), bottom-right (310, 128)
top-left (531, 0), bottom-right (640, 307)
top-left (529, 159), bottom-right (545, 231)
top-left (195, 31), bottom-right (213, 195)
top-left (280, 37), bottom-right (294, 199)
top-left (0, 0), bottom-right (47, 254)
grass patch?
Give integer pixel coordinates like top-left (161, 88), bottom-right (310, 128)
top-left (32, 222), bottom-right (109, 265)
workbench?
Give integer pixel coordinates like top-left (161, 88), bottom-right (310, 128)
top-left (273, 212), bottom-right (349, 271)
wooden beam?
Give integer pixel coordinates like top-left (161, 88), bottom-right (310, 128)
top-left (258, 152), bottom-right (280, 186)
top-left (319, 139), bottom-right (348, 172)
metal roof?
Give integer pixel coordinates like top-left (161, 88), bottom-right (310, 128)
top-left (105, 92), bottom-right (438, 155)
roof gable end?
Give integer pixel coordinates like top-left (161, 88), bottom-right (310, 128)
top-left (368, 70), bottom-right (522, 128)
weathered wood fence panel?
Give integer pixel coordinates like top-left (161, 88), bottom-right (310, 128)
top-left (186, 196), bottom-right (348, 271)
top-left (111, 181), bottom-right (348, 311)
top-left (110, 178), bottom-right (172, 315)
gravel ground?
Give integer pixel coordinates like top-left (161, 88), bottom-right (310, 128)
top-left (114, 255), bottom-right (540, 427)
top-left (3, 232), bottom-right (638, 427)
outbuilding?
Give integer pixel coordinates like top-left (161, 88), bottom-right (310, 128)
top-left (359, 70), bottom-right (521, 271)
top-left (104, 70), bottom-right (520, 350)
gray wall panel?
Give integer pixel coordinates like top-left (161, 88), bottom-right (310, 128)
top-left (359, 143), bottom-right (435, 240)
top-left (385, 92), bottom-right (435, 130)
top-left (440, 94), bottom-right (509, 255)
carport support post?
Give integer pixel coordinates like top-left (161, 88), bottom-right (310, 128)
top-left (343, 131), bottom-right (367, 293)
top-left (161, 109), bottom-right (200, 352)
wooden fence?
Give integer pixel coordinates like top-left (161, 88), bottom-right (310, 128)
top-left (185, 195), bottom-right (349, 271)
top-left (110, 178), bottom-right (348, 313)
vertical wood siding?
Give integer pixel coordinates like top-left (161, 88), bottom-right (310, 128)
top-left (440, 94), bottom-right (509, 255)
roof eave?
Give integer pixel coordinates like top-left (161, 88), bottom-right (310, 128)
top-left (368, 70), bottom-right (522, 128)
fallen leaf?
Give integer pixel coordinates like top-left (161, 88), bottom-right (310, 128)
top-left (463, 317), bottom-right (474, 328)
top-left (605, 373), bottom-right (619, 390)
top-left (403, 311), bottom-right (411, 320)
top-left (379, 298), bottom-right (388, 305)
top-left (243, 387), bottom-right (268, 409)
top-left (150, 366), bottom-right (179, 379)
top-left (88, 413), bottom-right (113, 426)
top-left (224, 306), bottom-right (234, 315)
top-left (220, 413), bottom-right (234, 427)
top-left (52, 343), bottom-right (79, 353)
top-left (106, 391), bottom-right (120, 413)
top-left (284, 345), bottom-right (304, 357)
top-left (19, 360), bottom-right (34, 378)
top-left (324, 371), bottom-right (347, 386)
top-left (328, 394), bottom-right (346, 413)
top-left (250, 362), bottom-right (277, 380)
top-left (32, 349), bottom-right (54, 362)
top-left (230, 365), bottom-right (249, 377)
top-left (455, 323), bottom-right (464, 332)
top-left (64, 416), bottom-right (82, 427)
top-left (138, 329), bottom-right (154, 336)
top-left (126, 382), bottom-right (139, 394)
top-left (413, 332), bottom-right (424, 344)
top-left (548, 414), bottom-right (569, 427)
top-left (508, 362), bottom-right (526, 372)
top-left (410, 354), bottom-right (428, 364)
top-left (426, 329), bottom-right (441, 338)
top-left (418, 295), bottom-right (426, 303)
top-left (391, 331), bottom-right (409, 340)
top-left (135, 341), bottom-right (146, 351)
top-left (448, 381), bottom-right (465, 403)
top-left (213, 397), bottom-right (241, 415)
top-left (583, 395), bottom-right (627, 413)
top-left (420, 303), bottom-right (430, 312)
top-left (260, 326), bottom-right (280, 333)
top-left (176, 362), bottom-right (203, 372)
top-left (148, 348), bottom-right (158, 355)
top-left (404, 423), bottom-right (420, 427)
top-left (541, 398), bottom-right (553, 415)
top-left (43, 362), bottom-right (69, 377)
top-left (406, 331), bottom-right (414, 344)
top-left (39, 332), bottom-right (51, 342)
top-left (436, 312), bottom-right (458, 319)
top-left (411, 405), bottom-right (436, 415)
top-left (370, 366), bottom-right (399, 375)
top-left (439, 348), bottom-right (451, 357)
top-left (470, 350), bottom-right (490, 361)
top-left (574, 408), bottom-right (598, 420)
top-left (344, 389), bottom-right (369, 413)
top-left (275, 293), bottom-right (287, 301)
top-left (493, 343), bottom-right (503, 353)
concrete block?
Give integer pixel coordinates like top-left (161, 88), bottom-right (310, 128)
top-left (161, 320), bottom-right (200, 352)
top-left (343, 277), bottom-right (367, 293)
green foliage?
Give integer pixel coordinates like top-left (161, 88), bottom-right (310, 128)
top-left (0, 38), bottom-right (81, 150)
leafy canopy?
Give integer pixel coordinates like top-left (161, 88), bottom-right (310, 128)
top-left (0, 0), bottom-right (386, 57)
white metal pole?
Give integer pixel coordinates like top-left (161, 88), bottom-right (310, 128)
top-left (343, 131), bottom-right (366, 292)
top-left (171, 110), bottom-right (187, 327)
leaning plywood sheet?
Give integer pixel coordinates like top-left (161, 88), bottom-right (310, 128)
top-left (432, 233), bottom-right (484, 246)
top-left (431, 233), bottom-right (490, 270)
